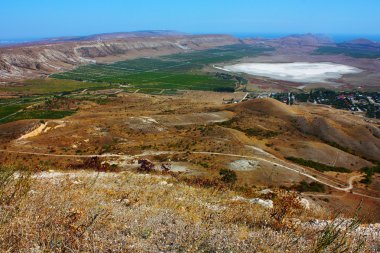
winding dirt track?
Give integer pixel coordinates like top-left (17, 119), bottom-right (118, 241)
top-left (1, 149), bottom-right (379, 200)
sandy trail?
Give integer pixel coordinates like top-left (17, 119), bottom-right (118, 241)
top-left (17, 123), bottom-right (48, 140)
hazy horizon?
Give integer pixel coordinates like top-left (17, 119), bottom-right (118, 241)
top-left (1, 0), bottom-right (379, 41)
top-left (1, 31), bottom-right (380, 46)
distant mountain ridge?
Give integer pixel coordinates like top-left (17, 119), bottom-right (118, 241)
top-left (0, 31), bottom-right (189, 48)
top-left (38, 30), bottom-right (189, 43)
top-left (0, 31), bottom-right (239, 80)
top-left (1, 31), bottom-right (378, 81)
top-left (342, 38), bottom-right (380, 49)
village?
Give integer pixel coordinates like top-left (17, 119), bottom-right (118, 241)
top-left (268, 89), bottom-right (380, 118)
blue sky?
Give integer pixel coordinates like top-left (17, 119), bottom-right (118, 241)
top-left (0, 0), bottom-right (379, 39)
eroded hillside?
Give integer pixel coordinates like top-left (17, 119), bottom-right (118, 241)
top-left (0, 34), bottom-right (239, 80)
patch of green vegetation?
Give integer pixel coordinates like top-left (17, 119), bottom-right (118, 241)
top-left (51, 45), bottom-right (273, 93)
top-left (285, 157), bottom-right (352, 173)
top-left (323, 140), bottom-right (351, 153)
top-left (244, 127), bottom-right (279, 138)
top-left (197, 162), bottom-right (210, 168)
top-left (0, 104), bottom-right (26, 119)
top-left (0, 110), bottom-right (75, 124)
top-left (360, 165), bottom-right (380, 185)
top-left (164, 44), bottom-right (274, 64)
top-left (0, 79), bottom-right (113, 95)
top-left (314, 46), bottom-right (380, 59)
top-left (219, 169), bottom-right (237, 184)
top-left (293, 180), bottom-right (325, 192)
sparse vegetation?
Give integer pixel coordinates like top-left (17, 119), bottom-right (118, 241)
top-left (312, 212), bottom-right (365, 253)
top-left (0, 165), bottom-right (375, 252)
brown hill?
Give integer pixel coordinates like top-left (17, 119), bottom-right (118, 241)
top-left (230, 98), bottom-right (379, 165)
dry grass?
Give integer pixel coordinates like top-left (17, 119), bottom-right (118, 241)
top-left (0, 167), bottom-right (377, 252)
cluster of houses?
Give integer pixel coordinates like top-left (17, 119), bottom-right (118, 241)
top-left (269, 90), bottom-right (380, 118)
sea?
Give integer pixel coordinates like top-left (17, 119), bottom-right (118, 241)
top-left (0, 37), bottom-right (45, 47)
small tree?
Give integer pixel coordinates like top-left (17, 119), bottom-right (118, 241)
top-left (219, 169), bottom-right (237, 184)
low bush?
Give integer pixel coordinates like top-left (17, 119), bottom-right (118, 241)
top-left (293, 180), bottom-right (325, 193)
top-left (244, 127), bottom-right (279, 138)
top-left (270, 191), bottom-right (303, 230)
top-left (219, 169), bottom-right (237, 184)
top-left (360, 165), bottom-right (380, 185)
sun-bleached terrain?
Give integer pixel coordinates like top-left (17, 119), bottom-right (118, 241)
top-left (218, 62), bottom-right (362, 83)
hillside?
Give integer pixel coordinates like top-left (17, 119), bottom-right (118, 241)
top-left (0, 32), bottom-right (239, 81)
top-left (230, 98), bottom-right (379, 164)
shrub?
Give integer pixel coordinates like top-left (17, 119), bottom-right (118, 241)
top-left (270, 191), bottom-right (303, 230)
top-left (71, 157), bottom-right (118, 172)
top-left (219, 169), bottom-right (237, 184)
top-left (293, 180), bottom-right (326, 193)
top-left (360, 165), bottom-right (380, 185)
top-left (244, 127), bottom-right (279, 138)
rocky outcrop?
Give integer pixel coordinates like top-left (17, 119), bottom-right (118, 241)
top-left (0, 34), bottom-right (239, 80)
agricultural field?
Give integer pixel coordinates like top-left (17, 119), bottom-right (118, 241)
top-left (51, 45), bottom-right (273, 94)
top-left (0, 110), bottom-right (75, 124)
top-left (0, 79), bottom-right (119, 124)
top-left (0, 79), bottom-right (114, 95)
top-left (0, 96), bottom-right (78, 125)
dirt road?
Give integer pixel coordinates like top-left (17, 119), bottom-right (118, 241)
top-left (1, 149), bottom-right (379, 200)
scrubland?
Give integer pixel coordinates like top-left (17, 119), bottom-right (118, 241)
top-left (0, 166), bottom-right (378, 252)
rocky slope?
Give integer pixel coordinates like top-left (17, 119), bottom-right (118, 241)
top-left (0, 32), bottom-right (239, 81)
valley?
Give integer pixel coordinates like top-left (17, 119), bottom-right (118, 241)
top-left (0, 31), bottom-right (379, 252)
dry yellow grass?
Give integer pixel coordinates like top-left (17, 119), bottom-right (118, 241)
top-left (0, 168), bottom-right (377, 252)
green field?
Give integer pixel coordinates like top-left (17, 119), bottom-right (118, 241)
top-left (0, 96), bottom-right (76, 125)
top-left (0, 104), bottom-right (26, 119)
top-left (0, 79), bottom-right (114, 95)
top-left (0, 109), bottom-right (75, 124)
top-left (0, 44), bottom-right (272, 124)
top-left (51, 44), bottom-right (273, 93)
